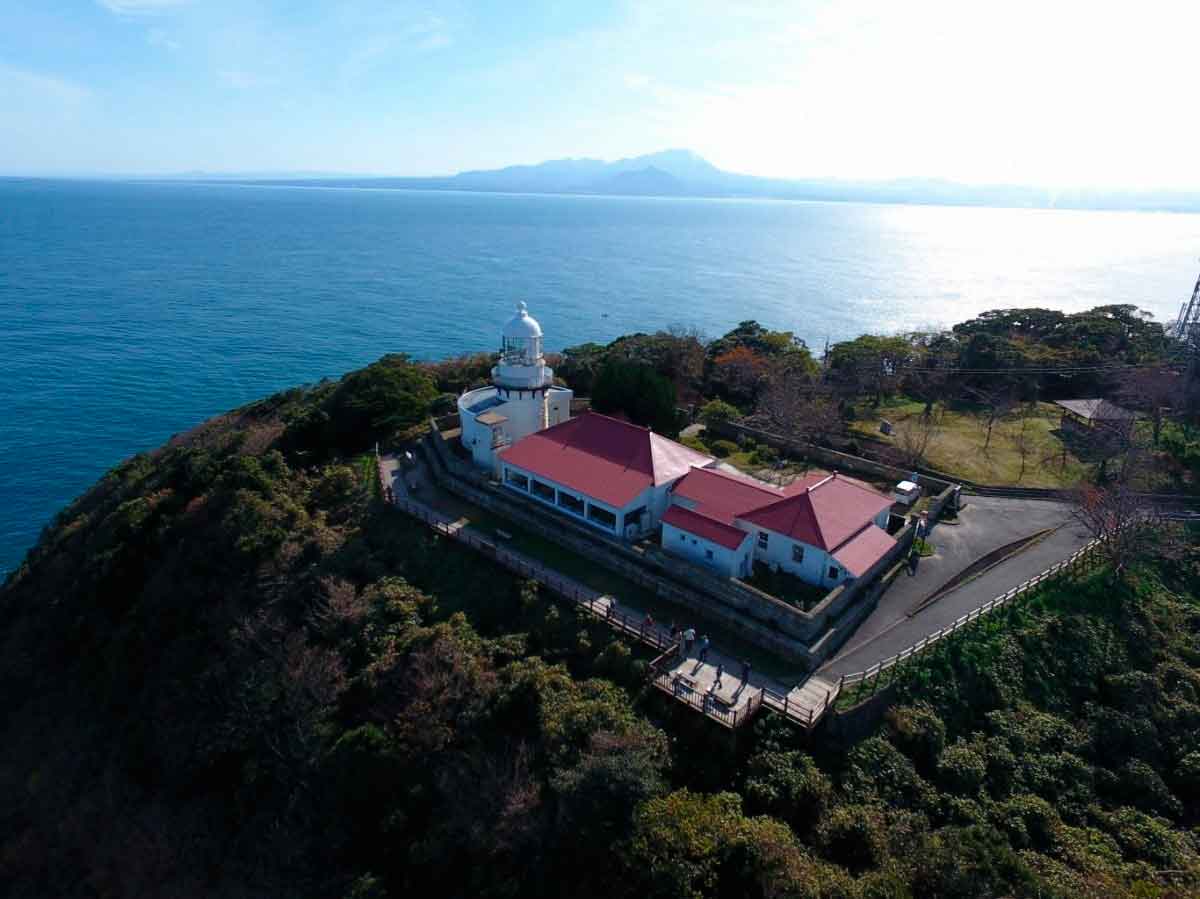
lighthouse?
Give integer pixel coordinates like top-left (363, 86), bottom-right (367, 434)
top-left (457, 302), bottom-right (573, 473)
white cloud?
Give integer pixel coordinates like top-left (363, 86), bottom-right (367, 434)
top-left (146, 27), bottom-right (181, 51)
top-left (0, 64), bottom-right (90, 105)
top-left (97, 0), bottom-right (190, 14)
top-left (219, 69), bottom-right (262, 89)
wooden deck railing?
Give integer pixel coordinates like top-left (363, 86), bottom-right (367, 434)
top-left (759, 684), bottom-right (835, 730)
top-left (382, 461), bottom-right (678, 657)
top-left (645, 654), bottom-right (764, 729)
top-left (381, 448), bottom-right (1106, 734)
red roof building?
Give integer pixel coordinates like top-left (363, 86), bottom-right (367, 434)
top-left (496, 412), bottom-right (713, 537)
top-left (495, 410), bottom-right (898, 589)
top-left (663, 467), bottom-right (897, 586)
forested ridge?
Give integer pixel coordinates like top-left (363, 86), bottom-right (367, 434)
top-left (2, 334), bottom-right (1199, 898)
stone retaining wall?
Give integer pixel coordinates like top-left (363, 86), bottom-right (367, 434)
top-left (425, 422), bottom-right (954, 670)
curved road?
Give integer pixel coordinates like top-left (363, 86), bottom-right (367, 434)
top-left (820, 495), bottom-right (1093, 678)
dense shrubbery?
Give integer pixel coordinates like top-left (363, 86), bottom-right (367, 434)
top-left (591, 360), bottom-right (679, 436)
top-left (2, 353), bottom-right (1198, 899)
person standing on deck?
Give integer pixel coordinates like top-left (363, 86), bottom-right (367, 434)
top-left (698, 635), bottom-right (710, 662)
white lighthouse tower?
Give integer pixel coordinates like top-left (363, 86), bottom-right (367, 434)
top-left (457, 302), bottom-right (573, 473)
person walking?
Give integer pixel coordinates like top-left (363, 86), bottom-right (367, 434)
top-left (714, 664), bottom-right (724, 690)
top-left (698, 635), bottom-right (710, 662)
top-left (741, 659), bottom-right (752, 683)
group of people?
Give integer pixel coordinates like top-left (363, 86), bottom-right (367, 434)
top-left (636, 615), bottom-right (754, 691)
top-left (663, 622), bottom-right (753, 690)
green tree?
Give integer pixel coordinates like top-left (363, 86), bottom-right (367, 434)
top-left (591, 360), bottom-right (679, 435)
top-left (742, 750), bottom-right (833, 836)
top-left (698, 399), bottom-right (740, 427)
top-left (325, 354), bottom-right (438, 450)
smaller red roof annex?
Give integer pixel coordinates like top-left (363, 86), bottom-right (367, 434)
top-left (738, 474), bottom-right (893, 551)
top-left (831, 524), bottom-right (896, 577)
top-left (662, 504), bottom-right (748, 550)
top-left (497, 412), bottom-right (713, 508)
top-left (669, 465), bottom-right (782, 525)
top-left (668, 467), bottom-right (897, 577)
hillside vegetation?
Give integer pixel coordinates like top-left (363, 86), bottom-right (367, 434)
top-left (2, 350), bottom-right (1198, 898)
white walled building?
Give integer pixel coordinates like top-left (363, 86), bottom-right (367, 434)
top-left (457, 302), bottom-right (573, 472)
top-left (497, 411), bottom-right (713, 539)
top-left (662, 467), bottom-right (896, 589)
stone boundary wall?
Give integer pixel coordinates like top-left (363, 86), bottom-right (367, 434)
top-left (822, 682), bottom-right (900, 745)
top-left (425, 424), bottom-right (956, 669)
top-left (429, 423), bottom-right (872, 639)
top-left (426, 426), bottom-right (829, 665)
top-left (708, 420), bottom-right (957, 494)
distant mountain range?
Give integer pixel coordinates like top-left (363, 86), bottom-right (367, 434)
top-left (196, 149), bottom-right (1200, 213)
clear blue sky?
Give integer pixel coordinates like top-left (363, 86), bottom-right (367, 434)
top-left (2, 0), bottom-right (1198, 187)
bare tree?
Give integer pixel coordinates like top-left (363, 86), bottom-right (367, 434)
top-left (1117, 367), bottom-right (1184, 447)
top-left (1069, 481), bottom-right (1154, 583)
top-left (895, 407), bottom-right (942, 468)
top-left (754, 373), bottom-right (841, 447)
top-left (964, 383), bottom-right (1014, 452)
top-left (1010, 403), bottom-right (1036, 483)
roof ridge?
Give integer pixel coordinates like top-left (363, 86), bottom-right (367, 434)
top-left (830, 520), bottom-right (875, 554)
top-left (690, 464), bottom-right (782, 492)
top-left (807, 473), bottom-right (835, 492)
top-left (584, 409), bottom-right (650, 432)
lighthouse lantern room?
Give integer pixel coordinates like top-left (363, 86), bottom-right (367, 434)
top-left (457, 302), bottom-right (573, 473)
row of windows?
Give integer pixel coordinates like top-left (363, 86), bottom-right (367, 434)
top-left (758, 532), bottom-right (805, 562)
top-left (677, 531), bottom-right (715, 560)
top-left (679, 525), bottom-right (841, 579)
top-left (761, 530), bottom-right (839, 578)
top-left (504, 468), bottom-right (617, 531)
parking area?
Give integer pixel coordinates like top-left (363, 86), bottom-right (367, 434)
top-left (820, 494), bottom-right (1093, 677)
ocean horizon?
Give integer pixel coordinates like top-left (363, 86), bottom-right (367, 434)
top-left (2, 177), bottom-right (1197, 573)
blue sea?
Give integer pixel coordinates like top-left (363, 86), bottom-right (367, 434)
top-left (2, 178), bottom-right (1198, 574)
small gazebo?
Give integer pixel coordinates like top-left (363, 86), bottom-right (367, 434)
top-left (1054, 398), bottom-right (1136, 437)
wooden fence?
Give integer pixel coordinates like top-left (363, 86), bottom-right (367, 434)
top-left (381, 453), bottom-right (774, 729)
top-left (827, 538), bottom-right (1102, 712)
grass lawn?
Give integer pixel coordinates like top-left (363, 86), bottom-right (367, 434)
top-left (850, 397), bottom-right (1091, 488)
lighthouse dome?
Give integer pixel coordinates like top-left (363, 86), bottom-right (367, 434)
top-left (502, 301), bottom-right (543, 340)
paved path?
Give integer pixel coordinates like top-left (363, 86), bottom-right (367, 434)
top-left (820, 495), bottom-right (1092, 678)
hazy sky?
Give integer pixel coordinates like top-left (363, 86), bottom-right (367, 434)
top-left (3, 0), bottom-right (1198, 187)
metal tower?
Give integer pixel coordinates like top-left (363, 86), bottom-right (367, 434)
top-left (1171, 267), bottom-right (1200, 346)
top-left (1174, 267), bottom-right (1200, 384)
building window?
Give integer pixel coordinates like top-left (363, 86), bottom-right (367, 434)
top-left (557, 491), bottom-right (585, 516)
top-left (828, 565), bottom-right (839, 579)
top-left (505, 469), bottom-right (529, 490)
top-left (792, 545), bottom-right (804, 563)
top-left (586, 504), bottom-right (616, 530)
top-left (705, 549), bottom-right (714, 560)
top-left (757, 531), bottom-right (768, 549)
top-left (531, 480), bottom-right (555, 502)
